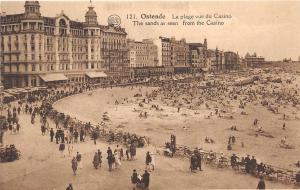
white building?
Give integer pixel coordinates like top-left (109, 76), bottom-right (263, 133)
top-left (128, 39), bottom-right (158, 68)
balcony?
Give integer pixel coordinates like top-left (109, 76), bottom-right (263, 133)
top-left (2, 50), bottom-right (21, 55)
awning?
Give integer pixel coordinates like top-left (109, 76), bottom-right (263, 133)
top-left (86, 72), bottom-right (107, 78)
top-left (39, 73), bottom-right (68, 82)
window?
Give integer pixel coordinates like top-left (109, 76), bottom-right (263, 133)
top-left (31, 54), bottom-right (34, 60)
top-left (32, 64), bottom-right (36, 71)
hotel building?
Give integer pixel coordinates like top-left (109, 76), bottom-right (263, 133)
top-left (0, 1), bottom-right (128, 88)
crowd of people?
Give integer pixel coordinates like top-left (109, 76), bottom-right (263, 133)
top-left (1, 81), bottom-right (157, 189)
top-left (1, 69), bottom-right (299, 189)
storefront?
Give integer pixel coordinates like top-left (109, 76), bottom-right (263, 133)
top-left (39, 73), bottom-right (68, 86)
top-left (85, 72), bottom-right (108, 83)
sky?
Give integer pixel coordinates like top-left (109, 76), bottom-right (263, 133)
top-left (1, 0), bottom-right (300, 61)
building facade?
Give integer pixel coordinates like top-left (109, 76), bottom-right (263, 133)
top-left (224, 51), bottom-right (239, 71)
top-left (188, 39), bottom-right (208, 69)
top-left (128, 39), bottom-right (158, 68)
top-left (207, 47), bottom-right (225, 72)
top-left (0, 1), bottom-right (128, 88)
top-left (244, 53), bottom-right (265, 67)
top-left (158, 37), bottom-right (190, 68)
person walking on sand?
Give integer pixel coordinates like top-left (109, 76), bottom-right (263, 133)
top-left (131, 169), bottom-right (139, 190)
top-left (59, 142), bottom-right (65, 158)
top-left (50, 128), bottom-right (54, 142)
top-left (107, 151), bottom-right (114, 171)
top-left (142, 170), bottom-right (150, 190)
top-left (257, 176), bottom-right (265, 189)
top-left (67, 143), bottom-right (73, 157)
top-left (93, 152), bottom-right (100, 169)
top-left (71, 157), bottom-right (78, 175)
top-left (150, 152), bottom-right (156, 171)
top-left (145, 151), bottom-right (152, 171)
top-left (114, 150), bottom-right (121, 169)
top-left (76, 152), bottom-right (82, 169)
top-left (97, 149), bottom-right (102, 168)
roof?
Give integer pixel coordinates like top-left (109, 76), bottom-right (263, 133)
top-left (0, 14), bottom-right (25, 24)
top-left (85, 6), bottom-right (97, 17)
top-left (43, 16), bottom-right (55, 26)
top-left (70, 20), bottom-right (83, 29)
top-left (86, 72), bottom-right (107, 78)
top-left (39, 73), bottom-right (68, 82)
top-left (188, 43), bottom-right (204, 48)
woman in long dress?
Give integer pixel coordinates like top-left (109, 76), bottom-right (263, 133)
top-left (71, 157), bottom-right (78, 175)
top-left (67, 144), bottom-right (73, 157)
top-left (114, 151), bottom-right (121, 169)
top-left (150, 152), bottom-right (156, 171)
top-left (93, 152), bottom-right (100, 169)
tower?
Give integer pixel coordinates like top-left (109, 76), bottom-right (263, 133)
top-left (83, 1), bottom-right (101, 71)
top-left (85, 5), bottom-right (98, 26)
top-left (24, 1), bottom-right (41, 19)
top-left (204, 38), bottom-right (207, 50)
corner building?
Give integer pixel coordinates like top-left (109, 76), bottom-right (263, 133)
top-left (0, 1), bottom-right (128, 88)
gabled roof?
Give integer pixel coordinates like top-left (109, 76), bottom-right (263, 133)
top-left (55, 12), bottom-right (71, 21)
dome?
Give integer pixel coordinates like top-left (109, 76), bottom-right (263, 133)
top-left (85, 7), bottom-right (97, 18)
top-left (85, 6), bottom-right (98, 26)
top-left (24, 0), bottom-right (41, 19)
top-left (25, 1), bottom-right (40, 7)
